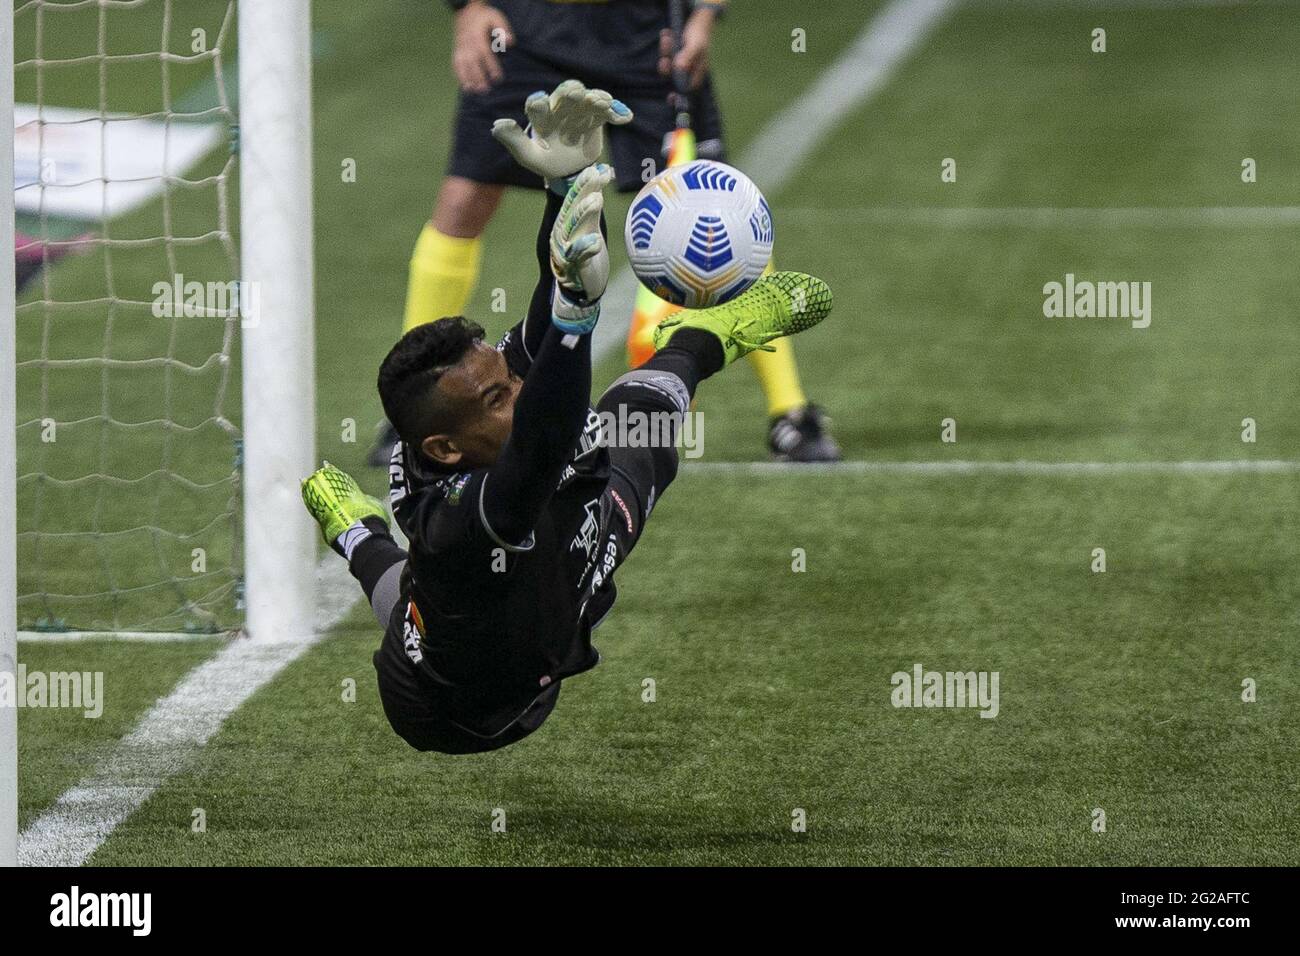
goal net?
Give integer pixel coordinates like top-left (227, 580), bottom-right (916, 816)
top-left (8, 0), bottom-right (316, 638)
top-left (13, 0), bottom-right (240, 634)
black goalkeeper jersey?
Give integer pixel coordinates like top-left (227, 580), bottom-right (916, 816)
top-left (377, 323), bottom-right (616, 740)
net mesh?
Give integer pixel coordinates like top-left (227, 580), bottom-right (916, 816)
top-left (13, 0), bottom-right (242, 633)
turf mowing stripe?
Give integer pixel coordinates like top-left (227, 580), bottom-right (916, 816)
top-left (780, 206), bottom-right (1300, 228)
top-left (592, 0), bottom-right (960, 363)
top-left (16, 553), bottom-right (356, 866)
top-left (681, 459), bottom-right (1300, 476)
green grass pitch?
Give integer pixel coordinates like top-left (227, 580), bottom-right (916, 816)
top-left (14, 0), bottom-right (1300, 864)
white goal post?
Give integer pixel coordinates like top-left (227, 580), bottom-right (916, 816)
top-left (237, 0), bottom-right (318, 645)
top-left (2, 0), bottom-right (317, 864)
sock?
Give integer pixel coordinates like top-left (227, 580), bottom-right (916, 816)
top-left (337, 516), bottom-right (406, 603)
top-left (402, 224), bottom-right (482, 333)
top-left (746, 337), bottom-right (807, 418)
top-left (643, 327), bottom-right (725, 397)
top-left (368, 560), bottom-right (406, 629)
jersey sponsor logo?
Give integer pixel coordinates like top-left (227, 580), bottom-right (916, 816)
top-left (590, 531), bottom-right (619, 591)
top-left (570, 497), bottom-right (601, 560)
top-left (402, 601), bottom-right (425, 665)
top-left (556, 463), bottom-right (576, 489)
top-left (608, 487), bottom-right (634, 535)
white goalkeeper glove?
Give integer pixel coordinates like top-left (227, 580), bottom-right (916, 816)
top-left (548, 163), bottom-right (613, 335)
top-left (490, 79), bottom-right (632, 193)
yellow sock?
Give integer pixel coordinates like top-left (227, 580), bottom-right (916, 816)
top-left (747, 337), bottom-right (807, 418)
top-left (746, 259), bottom-right (807, 417)
top-left (402, 225), bottom-right (482, 333)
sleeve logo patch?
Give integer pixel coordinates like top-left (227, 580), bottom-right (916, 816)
top-left (445, 472), bottom-right (471, 506)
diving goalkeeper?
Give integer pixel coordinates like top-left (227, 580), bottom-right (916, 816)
top-left (302, 82), bottom-right (832, 754)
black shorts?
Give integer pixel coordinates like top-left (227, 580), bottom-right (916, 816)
top-left (446, 0), bottom-right (726, 192)
top-left (371, 468), bottom-right (651, 755)
top-left (374, 634), bottom-right (565, 755)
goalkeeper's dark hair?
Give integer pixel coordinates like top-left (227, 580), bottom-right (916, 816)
top-left (377, 316), bottom-right (486, 446)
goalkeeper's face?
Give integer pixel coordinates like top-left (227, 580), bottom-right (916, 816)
top-left (420, 341), bottom-right (521, 470)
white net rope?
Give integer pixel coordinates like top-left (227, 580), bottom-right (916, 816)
top-left (14, 0), bottom-right (241, 633)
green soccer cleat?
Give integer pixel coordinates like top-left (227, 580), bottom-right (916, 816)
top-left (300, 462), bottom-right (388, 546)
top-left (651, 271), bottom-right (833, 366)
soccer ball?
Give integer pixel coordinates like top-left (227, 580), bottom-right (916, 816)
top-left (624, 160), bottom-right (774, 309)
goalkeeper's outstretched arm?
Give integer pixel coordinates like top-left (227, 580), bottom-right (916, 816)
top-left (480, 322), bottom-right (592, 550)
top-left (519, 184), bottom-right (584, 361)
top-left (476, 82), bottom-right (628, 548)
top-left (478, 167), bottom-right (611, 548)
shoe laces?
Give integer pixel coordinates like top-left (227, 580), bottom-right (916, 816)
top-left (727, 316), bottom-right (778, 353)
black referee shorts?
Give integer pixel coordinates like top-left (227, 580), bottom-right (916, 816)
top-left (446, 0), bottom-right (726, 192)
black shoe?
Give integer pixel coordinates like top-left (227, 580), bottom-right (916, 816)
top-left (768, 404), bottom-right (842, 463)
top-left (367, 420), bottom-right (400, 468)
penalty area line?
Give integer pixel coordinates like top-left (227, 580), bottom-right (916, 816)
top-left (679, 459), bottom-right (1300, 476)
top-left (17, 630), bottom-right (229, 643)
top-left (16, 553), bottom-right (357, 866)
top-left (778, 206), bottom-right (1300, 229)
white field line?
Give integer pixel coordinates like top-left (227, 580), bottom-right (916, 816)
top-left (593, 0), bottom-right (960, 362)
top-left (678, 459), bottom-right (1300, 476)
top-left (18, 630), bottom-right (225, 643)
top-left (16, 553), bottom-right (355, 866)
top-left (779, 206), bottom-right (1300, 228)
top-left (986, 0), bottom-right (1272, 9)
